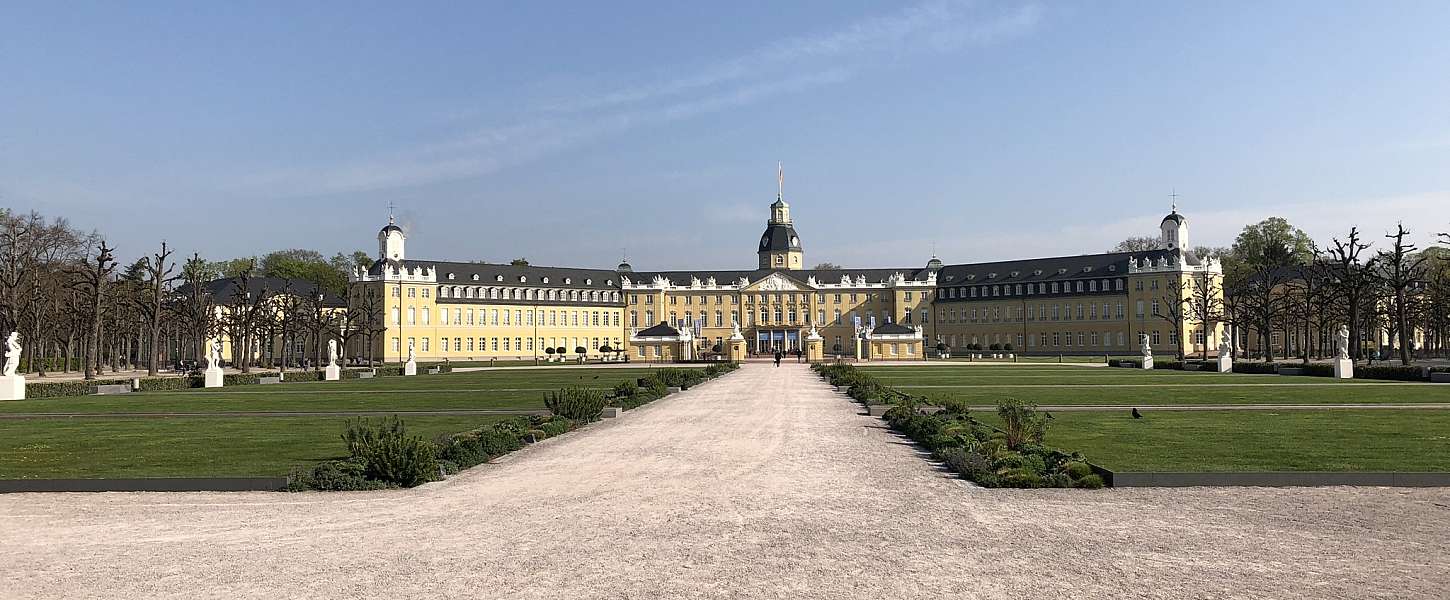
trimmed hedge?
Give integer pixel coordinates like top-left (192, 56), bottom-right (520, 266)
top-left (20, 364), bottom-right (451, 400)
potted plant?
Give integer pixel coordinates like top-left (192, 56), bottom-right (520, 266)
top-left (599, 344), bottom-right (613, 362)
top-left (575, 346), bottom-right (588, 363)
top-left (544, 346), bottom-right (556, 363)
top-left (936, 342), bottom-right (948, 359)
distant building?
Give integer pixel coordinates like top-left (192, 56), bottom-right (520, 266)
top-left (349, 173), bottom-right (1225, 362)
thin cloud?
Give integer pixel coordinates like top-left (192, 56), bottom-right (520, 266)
top-left (243, 1), bottom-right (1045, 197)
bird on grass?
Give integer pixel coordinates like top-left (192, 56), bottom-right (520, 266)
top-left (1131, 408), bottom-right (1143, 419)
top-left (1045, 411), bottom-right (1054, 420)
top-left (592, 375), bottom-right (599, 379)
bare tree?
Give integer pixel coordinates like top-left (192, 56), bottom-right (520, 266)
top-left (136, 241), bottom-right (176, 376)
top-left (71, 240), bottom-right (117, 380)
top-left (1156, 278), bottom-right (1190, 360)
top-left (1186, 271), bottom-right (1225, 360)
top-left (1377, 223), bottom-right (1427, 365)
top-left (1325, 228), bottom-right (1379, 361)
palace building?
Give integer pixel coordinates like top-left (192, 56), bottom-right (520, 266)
top-left (348, 177), bottom-right (1225, 362)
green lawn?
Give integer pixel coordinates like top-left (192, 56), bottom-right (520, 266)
top-left (0, 368), bottom-right (674, 415)
top-left (0, 415), bottom-right (511, 478)
top-left (0, 366), bottom-right (674, 479)
top-left (858, 365), bottom-right (1450, 405)
top-left (976, 410), bottom-right (1450, 472)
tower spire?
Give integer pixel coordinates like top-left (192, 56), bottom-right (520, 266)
top-left (1169, 189), bottom-right (1178, 213)
top-left (388, 201), bottom-right (396, 225)
top-left (777, 161), bottom-right (783, 200)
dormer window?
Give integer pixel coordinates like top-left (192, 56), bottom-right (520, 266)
top-left (494, 275), bottom-right (503, 282)
top-left (1010, 271), bottom-right (1019, 277)
top-left (1108, 265), bottom-right (1117, 272)
top-left (471, 274), bottom-right (480, 281)
top-left (1033, 269), bottom-right (1043, 276)
top-left (564, 278), bottom-right (572, 284)
top-left (967, 274), bottom-right (976, 281)
top-left (988, 273), bottom-right (997, 279)
top-left (447, 273), bottom-right (456, 280)
top-left (606, 279), bottom-right (613, 286)
top-left (519, 276), bottom-right (527, 283)
top-left (1083, 266), bottom-right (1093, 273)
top-left (1057, 268), bottom-right (1067, 275)
top-left (585, 278), bottom-right (592, 285)
top-left (542, 277), bottom-right (549, 284)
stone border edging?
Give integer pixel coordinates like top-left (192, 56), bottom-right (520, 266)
top-left (1103, 471), bottom-right (1450, 487)
top-left (0, 477), bottom-right (289, 493)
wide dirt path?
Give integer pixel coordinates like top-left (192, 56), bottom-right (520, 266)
top-left (1, 363), bottom-right (1446, 599)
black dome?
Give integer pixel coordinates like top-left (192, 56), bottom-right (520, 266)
top-left (1161, 211), bottom-right (1185, 225)
top-left (758, 224), bottom-right (802, 252)
top-left (379, 223), bottom-right (404, 235)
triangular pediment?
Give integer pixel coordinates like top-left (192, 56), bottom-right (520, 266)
top-left (745, 272), bottom-right (810, 292)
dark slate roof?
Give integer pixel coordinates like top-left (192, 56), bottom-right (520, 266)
top-left (626, 266), bottom-right (932, 287)
top-left (370, 259), bottom-right (621, 289)
top-left (872, 323), bottom-right (916, 335)
top-left (177, 277), bottom-right (346, 308)
top-left (635, 323), bottom-right (681, 337)
top-left (935, 249), bottom-right (1186, 287)
top-left (1162, 211), bottom-right (1185, 225)
top-left (758, 223), bottom-right (802, 252)
top-left (380, 224), bottom-right (404, 235)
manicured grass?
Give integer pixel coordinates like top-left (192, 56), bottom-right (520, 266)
top-left (0, 415), bottom-right (511, 478)
top-left (0, 368), bottom-right (673, 415)
top-left (976, 410), bottom-right (1450, 472)
top-left (859, 365), bottom-right (1450, 405)
top-left (0, 366), bottom-right (679, 479)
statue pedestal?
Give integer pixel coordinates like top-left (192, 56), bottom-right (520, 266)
top-left (204, 368), bottom-right (224, 388)
top-left (1333, 358), bottom-right (1354, 379)
top-left (1217, 355), bottom-right (1233, 373)
top-left (324, 364), bottom-right (341, 381)
top-left (1141, 356), bottom-right (1154, 370)
top-left (404, 360), bottom-right (417, 376)
top-left (0, 375), bottom-right (25, 400)
top-left (728, 338), bottom-right (747, 363)
top-left (805, 338), bottom-right (823, 363)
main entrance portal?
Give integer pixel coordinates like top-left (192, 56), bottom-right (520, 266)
top-left (755, 329), bottom-right (800, 354)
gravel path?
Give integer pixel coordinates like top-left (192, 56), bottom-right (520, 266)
top-left (1, 363), bottom-right (1446, 599)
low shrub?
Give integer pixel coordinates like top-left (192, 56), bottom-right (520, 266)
top-left (1075, 474), bottom-right (1105, 489)
top-left (1152, 360), bottom-right (1183, 370)
top-left (341, 416), bottom-right (439, 488)
top-left (288, 458), bottom-right (392, 491)
top-left (544, 387), bottom-right (608, 421)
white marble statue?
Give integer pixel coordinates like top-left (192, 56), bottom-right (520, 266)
top-left (3, 332), bottom-right (21, 377)
top-left (209, 340), bottom-right (223, 370)
top-left (730, 319), bottom-right (742, 339)
top-left (1336, 325), bottom-right (1350, 360)
top-left (1140, 333), bottom-right (1152, 357)
top-left (1218, 336), bottom-right (1232, 359)
top-left (407, 340), bottom-right (416, 362)
top-left (327, 339), bottom-right (338, 366)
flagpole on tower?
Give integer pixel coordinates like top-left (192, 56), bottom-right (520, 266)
top-left (777, 162), bottom-right (784, 199)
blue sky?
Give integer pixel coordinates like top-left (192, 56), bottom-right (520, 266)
top-left (3, 1), bottom-right (1449, 269)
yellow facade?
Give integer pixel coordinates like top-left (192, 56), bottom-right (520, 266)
top-left (348, 194), bottom-right (1224, 363)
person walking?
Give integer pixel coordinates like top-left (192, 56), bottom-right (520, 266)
top-left (773, 350), bottom-right (783, 367)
